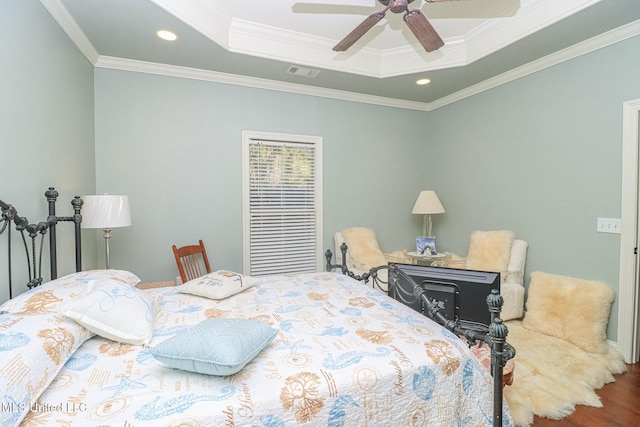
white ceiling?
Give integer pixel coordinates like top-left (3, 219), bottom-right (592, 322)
top-left (44, 0), bottom-right (640, 109)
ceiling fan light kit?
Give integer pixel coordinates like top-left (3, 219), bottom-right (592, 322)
top-left (333, 0), bottom-right (452, 53)
top-left (387, 0), bottom-right (411, 13)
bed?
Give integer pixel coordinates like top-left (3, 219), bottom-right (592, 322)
top-left (0, 189), bottom-right (514, 426)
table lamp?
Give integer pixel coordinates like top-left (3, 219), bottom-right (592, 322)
top-left (82, 194), bottom-right (131, 269)
top-left (411, 190), bottom-right (445, 254)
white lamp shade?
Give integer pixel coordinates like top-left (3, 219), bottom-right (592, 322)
top-left (411, 190), bottom-right (445, 215)
top-left (82, 195), bottom-right (131, 229)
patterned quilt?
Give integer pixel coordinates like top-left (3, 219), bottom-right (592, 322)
top-left (1, 271), bottom-right (512, 426)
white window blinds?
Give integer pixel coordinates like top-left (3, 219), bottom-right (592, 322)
top-left (242, 131), bottom-right (323, 276)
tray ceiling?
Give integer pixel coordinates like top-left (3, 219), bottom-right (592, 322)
top-left (45, 0), bottom-right (640, 109)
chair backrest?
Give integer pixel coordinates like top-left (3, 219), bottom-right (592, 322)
top-left (334, 227), bottom-right (388, 270)
top-left (172, 240), bottom-right (212, 283)
top-left (464, 230), bottom-right (528, 285)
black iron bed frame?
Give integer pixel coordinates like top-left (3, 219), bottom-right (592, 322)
top-left (325, 242), bottom-right (516, 427)
top-left (2, 188), bottom-right (513, 426)
top-left (0, 187), bottom-right (83, 298)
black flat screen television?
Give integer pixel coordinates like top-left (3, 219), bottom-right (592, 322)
top-left (388, 263), bottom-right (500, 332)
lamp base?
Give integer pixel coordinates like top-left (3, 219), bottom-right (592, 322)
top-left (102, 228), bottom-right (112, 269)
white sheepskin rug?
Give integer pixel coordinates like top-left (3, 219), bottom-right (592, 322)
top-left (504, 321), bottom-right (626, 427)
top-left (503, 271), bottom-right (627, 427)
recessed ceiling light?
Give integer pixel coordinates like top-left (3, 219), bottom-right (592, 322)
top-left (156, 30), bottom-right (177, 41)
top-left (416, 78), bottom-right (431, 85)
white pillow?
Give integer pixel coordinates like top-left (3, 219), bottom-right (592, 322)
top-left (60, 269), bottom-right (141, 286)
top-left (176, 270), bottom-right (256, 300)
top-left (60, 279), bottom-right (156, 345)
top-left (0, 312), bottom-right (93, 426)
top-left (0, 269), bottom-right (141, 315)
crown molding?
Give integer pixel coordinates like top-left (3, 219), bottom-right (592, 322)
top-left (94, 56), bottom-right (432, 111)
top-left (39, 0), bottom-right (99, 64)
top-left (430, 19), bottom-right (640, 110)
top-left (42, 0), bottom-right (640, 112)
top-left (95, 20), bottom-right (640, 112)
top-left (148, 0), bottom-right (605, 78)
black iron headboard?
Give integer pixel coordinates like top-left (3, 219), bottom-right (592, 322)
top-left (0, 187), bottom-right (83, 298)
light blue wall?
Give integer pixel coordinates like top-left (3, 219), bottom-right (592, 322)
top-left (93, 69), bottom-right (430, 282)
top-left (5, 1), bottom-right (639, 343)
top-left (0, 0), bottom-right (96, 302)
top-left (426, 35), bottom-right (640, 340)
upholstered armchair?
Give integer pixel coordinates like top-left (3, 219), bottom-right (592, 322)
top-left (446, 230), bottom-right (528, 321)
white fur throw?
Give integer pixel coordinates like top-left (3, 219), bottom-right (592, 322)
top-left (522, 271), bottom-right (615, 354)
top-left (504, 320), bottom-right (626, 427)
top-left (340, 227), bottom-right (387, 270)
top-left (465, 230), bottom-right (515, 273)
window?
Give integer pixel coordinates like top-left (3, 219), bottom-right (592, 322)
top-left (242, 131), bottom-right (323, 276)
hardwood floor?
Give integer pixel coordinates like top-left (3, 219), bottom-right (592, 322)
top-left (531, 362), bottom-right (640, 427)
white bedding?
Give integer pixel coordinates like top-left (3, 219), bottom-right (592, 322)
top-left (1, 271), bottom-right (512, 426)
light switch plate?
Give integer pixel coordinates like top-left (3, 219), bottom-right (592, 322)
top-left (597, 217), bottom-right (621, 234)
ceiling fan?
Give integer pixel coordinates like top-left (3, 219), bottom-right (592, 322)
top-left (333, 0), bottom-right (457, 53)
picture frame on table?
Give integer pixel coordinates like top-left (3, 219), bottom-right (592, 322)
top-left (416, 236), bottom-right (437, 255)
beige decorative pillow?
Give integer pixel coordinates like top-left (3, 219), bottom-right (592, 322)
top-left (177, 270), bottom-right (256, 300)
top-left (465, 230), bottom-right (515, 273)
top-left (340, 227), bottom-right (387, 270)
top-left (522, 271), bottom-right (615, 354)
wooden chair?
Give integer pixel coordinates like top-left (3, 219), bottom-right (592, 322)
top-left (172, 240), bottom-right (212, 284)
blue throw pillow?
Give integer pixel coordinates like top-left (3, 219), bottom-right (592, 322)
top-left (149, 318), bottom-right (278, 376)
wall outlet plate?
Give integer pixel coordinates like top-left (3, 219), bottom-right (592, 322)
top-left (597, 217), bottom-right (621, 234)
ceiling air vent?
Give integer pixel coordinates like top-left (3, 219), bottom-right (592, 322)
top-left (286, 65), bottom-right (320, 78)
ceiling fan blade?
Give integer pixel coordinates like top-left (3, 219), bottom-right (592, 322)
top-left (403, 9), bottom-right (444, 52)
top-left (333, 10), bottom-right (386, 51)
